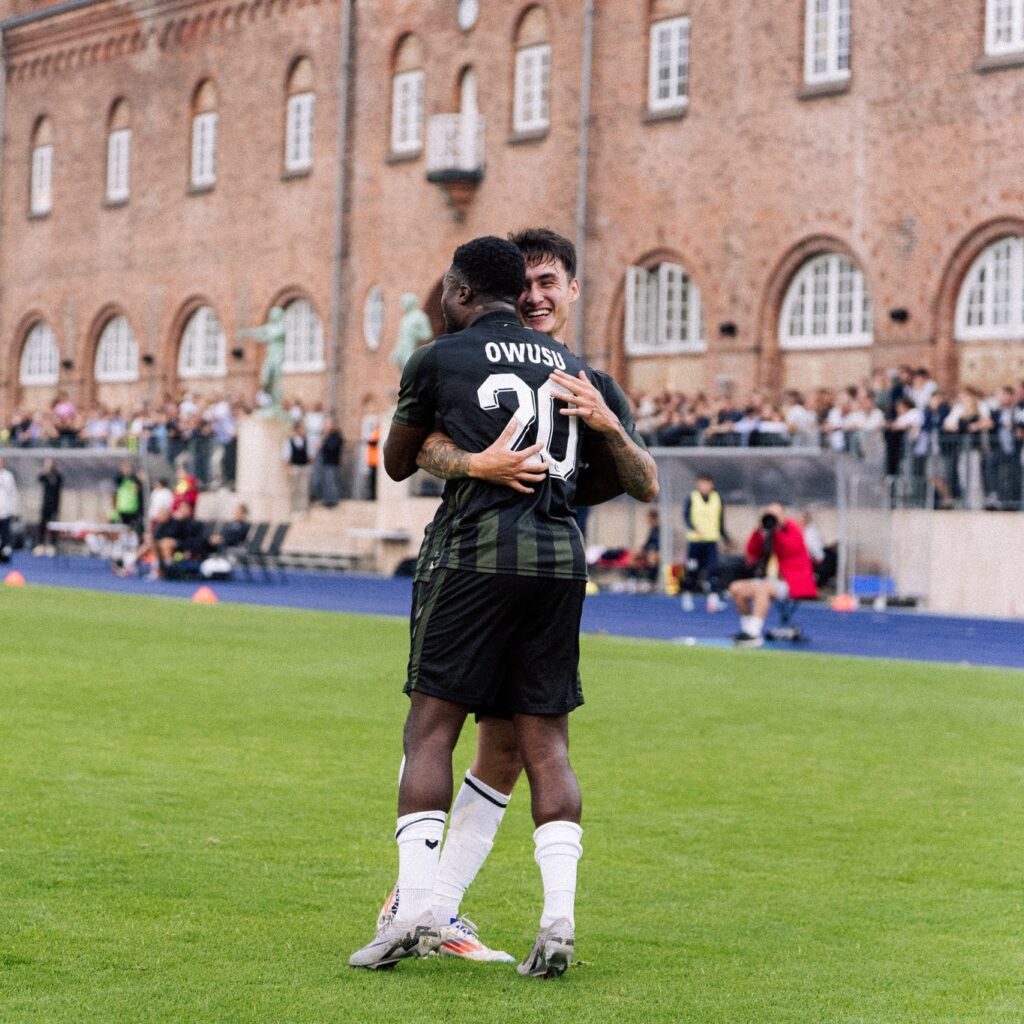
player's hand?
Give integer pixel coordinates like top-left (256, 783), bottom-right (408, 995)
top-left (548, 369), bottom-right (621, 437)
top-left (469, 417), bottom-right (548, 494)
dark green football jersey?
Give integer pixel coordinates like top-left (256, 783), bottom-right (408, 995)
top-left (394, 311), bottom-right (633, 581)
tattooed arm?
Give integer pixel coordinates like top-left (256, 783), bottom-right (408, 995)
top-left (549, 369), bottom-right (659, 503)
top-left (416, 418), bottom-right (549, 494)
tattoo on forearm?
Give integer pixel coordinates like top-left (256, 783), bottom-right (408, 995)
top-left (606, 430), bottom-right (657, 499)
top-left (417, 434), bottom-right (471, 480)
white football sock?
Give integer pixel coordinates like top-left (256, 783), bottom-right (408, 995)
top-left (534, 820), bottom-right (583, 929)
top-left (431, 772), bottom-right (510, 924)
top-left (394, 811), bottom-right (446, 924)
top-left (741, 615), bottom-right (764, 637)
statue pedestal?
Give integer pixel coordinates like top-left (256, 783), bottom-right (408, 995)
top-left (236, 415), bottom-right (291, 522)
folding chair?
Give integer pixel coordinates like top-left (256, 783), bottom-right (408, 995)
top-left (229, 522), bottom-right (269, 582)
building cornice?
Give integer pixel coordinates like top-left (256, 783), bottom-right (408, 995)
top-left (4, 0), bottom-right (322, 83)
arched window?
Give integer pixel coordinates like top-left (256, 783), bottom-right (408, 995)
top-left (804, 0), bottom-right (851, 85)
top-left (106, 99), bottom-right (131, 203)
top-left (285, 57), bottom-right (315, 173)
top-left (178, 306), bottom-right (226, 378)
top-left (363, 285), bottom-right (384, 351)
top-left (391, 34), bottom-right (425, 155)
top-left (625, 262), bottom-right (705, 355)
top-left (282, 298), bottom-right (325, 371)
top-left (513, 6), bottom-right (551, 134)
top-left (95, 316), bottom-right (139, 382)
top-left (20, 321), bottom-right (60, 385)
top-left (780, 253), bottom-right (872, 350)
top-left (955, 236), bottom-right (1024, 342)
top-left (190, 80), bottom-right (218, 189)
top-left (30, 116), bottom-right (54, 215)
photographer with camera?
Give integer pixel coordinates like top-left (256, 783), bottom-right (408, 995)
top-left (728, 502), bottom-right (817, 647)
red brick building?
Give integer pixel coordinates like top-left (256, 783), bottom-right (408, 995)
top-left (2, 0), bottom-right (1024, 435)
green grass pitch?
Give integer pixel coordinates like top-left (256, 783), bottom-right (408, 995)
top-left (1, 586), bottom-right (1022, 1023)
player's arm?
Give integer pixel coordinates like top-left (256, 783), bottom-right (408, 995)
top-left (385, 344), bottom-right (435, 481)
top-left (574, 434), bottom-right (626, 506)
top-left (549, 369), bottom-right (659, 503)
top-left (416, 419), bottom-right (548, 494)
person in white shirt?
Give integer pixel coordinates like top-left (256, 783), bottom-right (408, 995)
top-left (0, 457), bottom-right (18, 556)
top-left (147, 478), bottom-right (174, 532)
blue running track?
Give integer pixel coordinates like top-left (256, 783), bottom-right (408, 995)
top-left (5, 552), bottom-right (1023, 671)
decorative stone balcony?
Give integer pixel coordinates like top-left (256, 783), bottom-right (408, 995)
top-left (426, 113), bottom-right (485, 219)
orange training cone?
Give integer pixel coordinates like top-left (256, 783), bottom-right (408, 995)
top-left (831, 593), bottom-right (857, 612)
top-left (4, 570), bottom-right (25, 587)
top-left (192, 585), bottom-right (218, 605)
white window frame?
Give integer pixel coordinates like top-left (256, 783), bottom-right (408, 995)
top-left (391, 69), bottom-right (425, 155)
top-left (779, 253), bottom-right (872, 350)
top-left (513, 43), bottom-right (551, 134)
top-left (30, 144), bottom-right (53, 215)
top-left (804, 0), bottom-right (852, 85)
top-left (363, 285), bottom-right (385, 351)
top-left (285, 92), bottom-right (315, 172)
top-left (19, 322), bottom-right (60, 385)
top-left (190, 111), bottom-right (218, 188)
top-left (178, 306), bottom-right (226, 379)
top-left (624, 262), bottom-right (706, 356)
top-left (955, 236), bottom-right (1024, 342)
top-left (282, 298), bottom-right (325, 372)
top-left (986, 0), bottom-right (1024, 55)
top-left (95, 316), bottom-right (139, 383)
top-left (648, 17), bottom-right (690, 113)
top-left (106, 128), bottom-right (131, 203)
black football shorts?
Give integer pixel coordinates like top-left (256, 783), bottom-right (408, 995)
top-left (405, 567), bottom-right (585, 716)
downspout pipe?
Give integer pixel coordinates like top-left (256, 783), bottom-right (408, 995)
top-left (574, 0), bottom-right (595, 362)
top-left (327, 0), bottom-right (354, 420)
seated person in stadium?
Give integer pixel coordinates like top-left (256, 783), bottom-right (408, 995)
top-left (628, 509), bottom-right (661, 589)
top-left (207, 503), bottom-right (251, 551)
top-left (728, 502), bottom-right (817, 647)
top-left (145, 502), bottom-right (206, 579)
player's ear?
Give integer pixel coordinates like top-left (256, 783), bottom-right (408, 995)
top-left (568, 277), bottom-right (580, 303)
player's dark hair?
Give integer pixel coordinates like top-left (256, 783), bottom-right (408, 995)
top-left (451, 236), bottom-right (527, 302)
top-left (508, 227), bottom-right (577, 280)
top-left (697, 472), bottom-right (714, 483)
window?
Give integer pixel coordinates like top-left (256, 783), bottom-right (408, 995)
top-left (391, 34), bottom-right (426, 155)
top-left (190, 80), bottom-right (218, 188)
top-left (95, 316), bottom-right (139, 383)
top-left (363, 286), bottom-right (384, 350)
top-left (514, 45), bottom-right (551, 133)
top-left (780, 253), bottom-right (872, 349)
top-left (648, 17), bottom-right (690, 112)
top-left (955, 237), bottom-right (1024, 341)
top-left (285, 58), bottom-right (315, 172)
top-left (30, 117), bottom-right (54, 216)
top-left (513, 6), bottom-right (551, 134)
top-left (282, 298), bottom-right (325, 371)
top-left (106, 99), bottom-right (131, 203)
top-left (986, 0), bottom-right (1024, 55)
top-left (391, 71), bottom-right (425, 155)
top-left (178, 306), bottom-right (226, 378)
top-left (19, 321), bottom-right (60, 385)
top-left (625, 263), bottom-right (705, 355)
top-left (804, 0), bottom-right (851, 84)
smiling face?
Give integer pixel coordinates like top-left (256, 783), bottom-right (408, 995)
top-left (517, 255), bottom-right (579, 340)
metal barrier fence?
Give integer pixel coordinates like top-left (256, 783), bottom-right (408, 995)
top-left (584, 447), bottom-right (902, 598)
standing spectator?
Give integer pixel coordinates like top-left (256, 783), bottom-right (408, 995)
top-left (363, 419), bottom-right (381, 501)
top-left (985, 386), bottom-right (1023, 509)
top-left (683, 472), bottom-right (729, 609)
top-left (304, 402), bottom-right (326, 459)
top-left (783, 390), bottom-right (818, 447)
top-left (285, 420), bottom-right (311, 512)
top-left (206, 394), bottom-right (236, 489)
top-left (909, 368), bottom-right (937, 409)
top-left (0, 457), bottom-right (17, 558)
top-left (886, 396), bottom-right (923, 477)
top-left (316, 417), bottom-right (344, 507)
top-left (113, 461), bottom-right (145, 532)
top-left (171, 464), bottom-right (199, 514)
top-left (52, 393), bottom-right (80, 447)
top-left (36, 458), bottom-right (63, 553)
